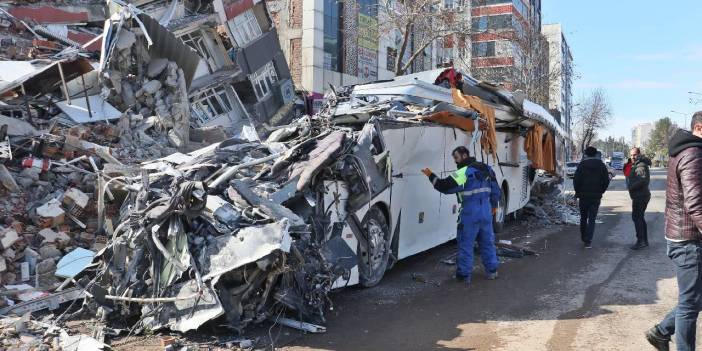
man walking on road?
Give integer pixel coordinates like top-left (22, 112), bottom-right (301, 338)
top-left (647, 112), bottom-right (702, 351)
top-left (573, 146), bottom-right (610, 249)
top-left (627, 147), bottom-right (651, 250)
top-left (422, 146), bottom-right (501, 285)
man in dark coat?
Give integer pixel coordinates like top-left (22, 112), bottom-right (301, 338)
top-left (573, 146), bottom-right (610, 248)
top-left (627, 147), bottom-right (651, 250)
top-left (646, 112), bottom-right (702, 351)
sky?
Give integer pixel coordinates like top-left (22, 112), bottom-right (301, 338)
top-left (542, 0), bottom-right (702, 142)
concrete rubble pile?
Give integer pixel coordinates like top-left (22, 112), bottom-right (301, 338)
top-left (0, 1), bottom-right (104, 61)
top-left (0, 0), bottom-right (301, 347)
top-left (524, 179), bottom-right (579, 226)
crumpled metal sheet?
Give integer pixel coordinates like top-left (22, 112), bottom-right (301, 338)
top-left (142, 279), bottom-right (224, 333)
top-left (201, 219), bottom-right (291, 281)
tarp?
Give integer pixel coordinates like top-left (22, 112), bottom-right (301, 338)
top-left (524, 122), bottom-right (557, 174)
top-left (451, 88), bottom-right (498, 161)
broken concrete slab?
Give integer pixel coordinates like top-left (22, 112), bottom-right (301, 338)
top-left (55, 95), bottom-right (122, 123)
top-left (147, 58), bottom-right (169, 78)
top-left (0, 164), bottom-right (19, 193)
top-left (0, 229), bottom-right (19, 250)
top-left (36, 199), bottom-right (65, 227)
top-left (113, 29), bottom-right (136, 51)
top-left (63, 187), bottom-right (89, 209)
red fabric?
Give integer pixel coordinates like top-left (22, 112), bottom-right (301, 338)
top-left (623, 162), bottom-right (632, 177)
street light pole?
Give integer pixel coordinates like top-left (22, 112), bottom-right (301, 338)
top-left (671, 110), bottom-right (690, 129)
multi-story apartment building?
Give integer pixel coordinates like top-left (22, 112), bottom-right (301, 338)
top-left (632, 123), bottom-right (654, 149)
top-left (469, 0), bottom-right (547, 104)
top-left (269, 0), bottom-right (439, 109)
top-left (542, 23), bottom-right (573, 138)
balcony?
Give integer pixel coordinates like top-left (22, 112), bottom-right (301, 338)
top-left (229, 28), bottom-right (289, 79)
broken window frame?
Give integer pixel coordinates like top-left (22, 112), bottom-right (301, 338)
top-left (228, 9), bottom-right (263, 47)
top-left (190, 86), bottom-right (234, 124)
top-left (179, 29), bottom-right (216, 73)
top-left (249, 62), bottom-right (278, 101)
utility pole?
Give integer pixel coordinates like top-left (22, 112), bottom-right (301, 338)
top-left (671, 110), bottom-right (690, 129)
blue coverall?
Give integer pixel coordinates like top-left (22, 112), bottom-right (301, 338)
top-left (429, 163), bottom-right (500, 281)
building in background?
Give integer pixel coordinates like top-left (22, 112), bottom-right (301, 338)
top-left (469, 0), bottom-right (549, 106)
top-left (542, 23), bottom-right (573, 138)
top-left (215, 0), bottom-right (295, 127)
top-left (123, 0), bottom-right (295, 134)
top-left (269, 0), bottom-right (439, 110)
top-left (632, 122), bottom-right (654, 149)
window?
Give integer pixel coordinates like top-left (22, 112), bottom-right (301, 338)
top-left (472, 41), bottom-right (496, 57)
top-left (249, 62), bottom-right (278, 101)
top-left (323, 0), bottom-right (341, 71)
top-left (471, 14), bottom-right (513, 32)
top-left (180, 30), bottom-right (217, 73)
top-left (228, 9), bottom-right (262, 47)
top-left (471, 0), bottom-right (511, 6)
top-left (191, 86), bottom-right (234, 124)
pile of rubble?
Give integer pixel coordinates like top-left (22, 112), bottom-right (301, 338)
top-left (523, 179), bottom-right (579, 226)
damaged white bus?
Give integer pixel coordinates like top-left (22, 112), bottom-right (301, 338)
top-left (320, 69), bottom-right (568, 287)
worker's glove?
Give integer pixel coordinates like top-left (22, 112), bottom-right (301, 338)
top-left (492, 208), bottom-right (497, 215)
top-left (421, 168), bottom-right (433, 177)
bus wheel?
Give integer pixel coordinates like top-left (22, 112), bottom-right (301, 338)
top-left (493, 188), bottom-right (508, 233)
top-left (358, 206), bottom-right (390, 288)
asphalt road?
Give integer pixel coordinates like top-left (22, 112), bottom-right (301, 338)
top-left (276, 169), bottom-right (690, 351)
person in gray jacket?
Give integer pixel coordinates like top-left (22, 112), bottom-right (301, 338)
top-left (627, 147), bottom-right (651, 250)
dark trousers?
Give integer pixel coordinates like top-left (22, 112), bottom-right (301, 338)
top-left (657, 241), bottom-right (702, 351)
top-left (579, 198), bottom-right (600, 244)
top-left (632, 195), bottom-right (650, 243)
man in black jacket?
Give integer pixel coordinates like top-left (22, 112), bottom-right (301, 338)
top-left (627, 147), bottom-right (651, 250)
top-left (573, 146), bottom-right (611, 248)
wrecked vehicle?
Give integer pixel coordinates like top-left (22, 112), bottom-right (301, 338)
top-left (73, 68), bottom-right (568, 334)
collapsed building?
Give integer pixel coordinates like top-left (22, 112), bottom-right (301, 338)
top-left (0, 0), bottom-right (296, 139)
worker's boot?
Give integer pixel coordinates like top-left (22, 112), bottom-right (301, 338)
top-left (455, 273), bottom-right (471, 285)
top-left (486, 271), bottom-right (498, 280)
top-left (645, 326), bottom-right (670, 351)
top-left (630, 239), bottom-right (648, 250)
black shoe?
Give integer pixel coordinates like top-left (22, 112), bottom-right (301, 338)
top-left (645, 326), bottom-right (670, 351)
top-left (584, 242), bottom-right (592, 249)
top-left (630, 241), bottom-right (649, 250)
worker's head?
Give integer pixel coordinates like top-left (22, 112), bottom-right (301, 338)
top-left (630, 147), bottom-right (641, 161)
top-left (692, 111), bottom-right (702, 138)
top-left (584, 146), bottom-right (598, 158)
top-left (452, 146), bottom-right (471, 166)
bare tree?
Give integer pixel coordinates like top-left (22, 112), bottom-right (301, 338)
top-left (574, 88), bottom-right (612, 154)
top-left (376, 0), bottom-right (471, 76)
top-left (469, 23), bottom-right (556, 107)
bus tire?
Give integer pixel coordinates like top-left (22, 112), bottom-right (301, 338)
top-left (358, 206), bottom-right (391, 288)
top-left (493, 186), bottom-right (508, 234)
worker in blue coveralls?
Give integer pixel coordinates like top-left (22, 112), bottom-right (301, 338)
top-left (422, 146), bottom-right (500, 285)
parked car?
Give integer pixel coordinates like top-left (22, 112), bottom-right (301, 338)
top-left (565, 161), bottom-right (579, 178)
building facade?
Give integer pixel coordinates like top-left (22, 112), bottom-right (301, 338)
top-left (468, 0), bottom-right (547, 105)
top-left (632, 122), bottom-right (654, 149)
top-left (269, 0), bottom-right (439, 108)
top-left (542, 23), bottom-right (573, 138)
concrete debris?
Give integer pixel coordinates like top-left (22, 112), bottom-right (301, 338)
top-left (523, 178), bottom-right (580, 226)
